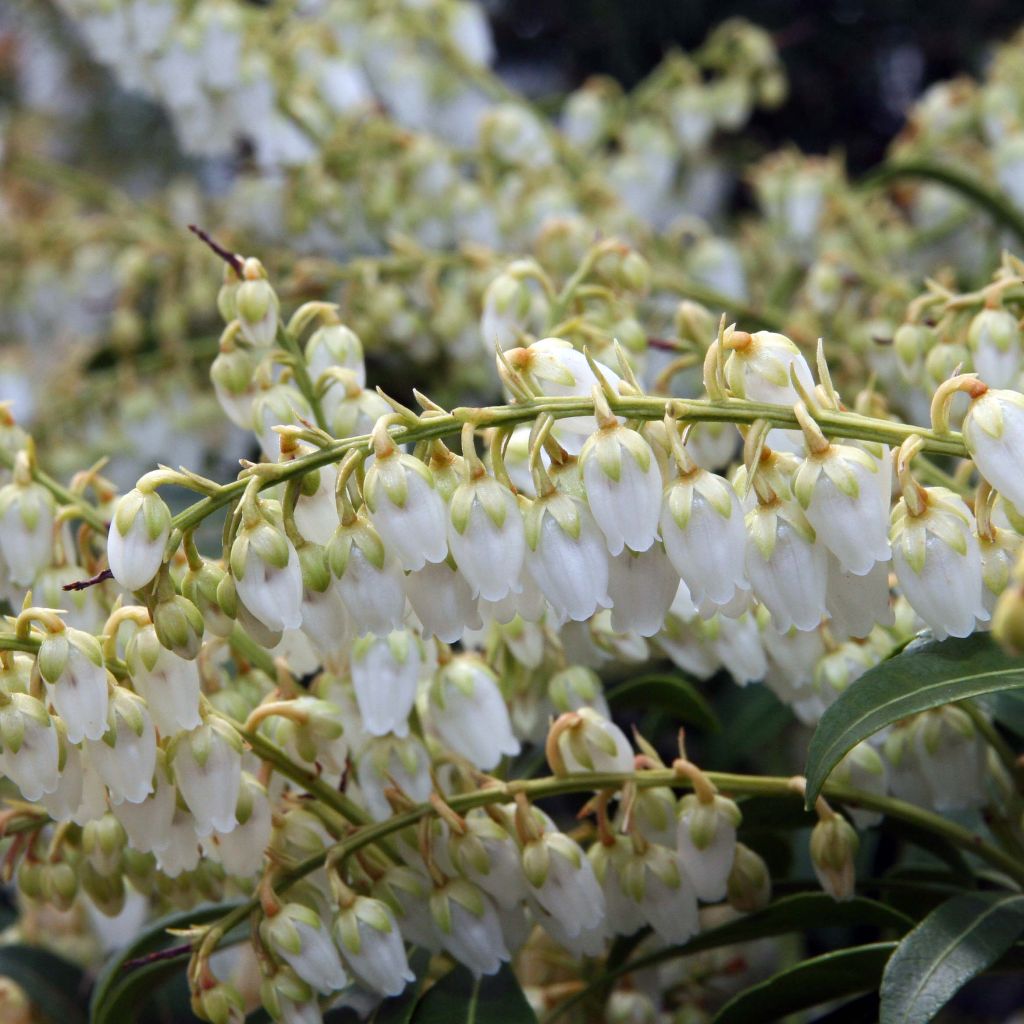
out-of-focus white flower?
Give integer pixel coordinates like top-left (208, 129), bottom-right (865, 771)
top-left (38, 626), bottom-right (110, 744)
top-left (333, 895), bottom-right (415, 997)
top-left (169, 718), bottom-right (244, 836)
top-left (351, 630), bottom-right (421, 738)
top-left (261, 902), bottom-right (348, 995)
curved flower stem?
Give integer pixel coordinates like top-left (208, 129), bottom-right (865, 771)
top-left (168, 395), bottom-right (968, 538)
top-left (0, 447), bottom-right (106, 532)
top-left (191, 767), bottom-right (1024, 968)
top-left (862, 159), bottom-right (1024, 249)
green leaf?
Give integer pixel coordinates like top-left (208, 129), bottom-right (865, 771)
top-left (804, 633), bottom-right (1024, 805)
top-left (606, 672), bottom-right (719, 732)
top-left (0, 945), bottom-right (88, 1024)
top-left (711, 942), bottom-right (896, 1024)
top-left (547, 894), bottom-right (911, 1021)
top-left (410, 963), bottom-right (537, 1024)
top-left (90, 901), bottom-right (246, 1024)
top-left (879, 891), bottom-right (1024, 1024)
top-left (981, 690), bottom-right (1024, 737)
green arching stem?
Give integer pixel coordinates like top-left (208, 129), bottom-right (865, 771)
top-left (0, 447), bottom-right (106, 533)
top-left (192, 766), bottom-right (1024, 970)
top-left (168, 394), bottom-right (968, 538)
top-left (863, 159), bottom-right (1024, 250)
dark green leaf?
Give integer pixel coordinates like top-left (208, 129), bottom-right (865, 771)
top-left (981, 690), bottom-right (1024, 737)
top-left (804, 634), bottom-right (1024, 805)
top-left (606, 672), bottom-right (719, 732)
top-left (879, 891), bottom-right (1024, 1024)
top-left (410, 963), bottom-right (537, 1024)
top-left (711, 942), bottom-right (896, 1024)
top-left (0, 945), bottom-right (88, 1024)
top-left (90, 900), bottom-right (246, 1024)
top-left (547, 894), bottom-right (911, 1021)
top-left (806, 992), bottom-right (879, 1024)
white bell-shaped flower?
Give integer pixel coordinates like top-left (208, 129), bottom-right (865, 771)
top-left (548, 665), bottom-right (611, 719)
top-left (825, 554), bottom-right (894, 640)
top-left (661, 464), bottom-right (749, 608)
top-left (405, 560), bottom-right (482, 642)
top-left (230, 512), bottom-right (304, 634)
top-left (677, 793), bottom-right (742, 902)
top-left (106, 485), bottom-right (172, 593)
top-left (0, 454), bottom-right (56, 587)
top-left (373, 865), bottom-right (441, 953)
top-left (968, 308), bottom-right (1021, 389)
top-left (203, 773), bottom-right (272, 877)
top-left (154, 807), bottom-right (202, 878)
top-left (87, 689), bottom-right (157, 805)
top-left (363, 427), bottom-right (448, 571)
top-left (329, 512), bottom-right (408, 636)
top-left (522, 829), bottom-right (606, 937)
top-left (429, 656), bottom-right (520, 770)
top-left (38, 626), bottom-right (110, 744)
top-left (962, 386), bottom-right (1024, 514)
top-left (549, 707), bottom-right (634, 775)
top-left (445, 811), bottom-right (529, 910)
top-left (580, 414), bottom-right (662, 555)
top-left (0, 692), bottom-right (60, 801)
top-left (299, 576), bottom-right (353, 665)
top-left (261, 902), bottom-right (348, 995)
top-left (890, 485), bottom-right (987, 640)
top-left (351, 630), bottom-right (421, 738)
top-left (355, 735), bottom-right (432, 821)
top-left (125, 624), bottom-right (202, 735)
top-left (623, 841), bottom-right (700, 944)
top-left (589, 837), bottom-right (646, 938)
top-left (210, 341), bottom-right (258, 430)
top-left (724, 330), bottom-right (815, 406)
top-left (793, 428), bottom-right (891, 575)
top-left (40, 740), bottom-right (86, 822)
top-left (607, 545), bottom-right (680, 636)
top-left (170, 718), bottom-right (244, 836)
top-left (448, 471), bottom-right (526, 602)
top-left (293, 461), bottom-right (341, 547)
top-left (526, 490), bottom-right (611, 621)
top-left (112, 750), bottom-right (176, 854)
top-left (830, 743), bottom-right (889, 829)
top-left (234, 257), bottom-right (279, 347)
top-left (305, 322), bottom-right (365, 391)
top-left (913, 706), bottom-right (988, 812)
top-left (431, 879), bottom-right (509, 977)
top-left (251, 384), bottom-right (311, 461)
top-left (333, 895), bottom-right (415, 997)
top-left (745, 495), bottom-right (828, 632)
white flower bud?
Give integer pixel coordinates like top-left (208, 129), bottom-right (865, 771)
top-left (351, 630), bottom-right (421, 738)
top-left (431, 879), bottom-right (510, 977)
top-left (448, 473), bottom-right (526, 602)
top-left (914, 706), bottom-right (988, 811)
top-left (306, 323), bottom-right (365, 390)
top-left (111, 750), bottom-right (175, 854)
top-left (962, 388), bottom-right (1024, 514)
top-left (0, 470), bottom-right (55, 588)
top-left (210, 342), bottom-right (257, 429)
top-left (235, 258), bottom-right (279, 347)
top-left (548, 665), bottom-right (611, 718)
top-left (154, 807), bottom-right (202, 878)
top-left (203, 773), bottom-right (272, 877)
top-left (106, 486), bottom-right (171, 592)
top-left (0, 693), bottom-right (60, 801)
top-left (676, 793), bottom-right (742, 902)
top-left (333, 896), bottom-right (414, 997)
top-left (373, 865), bottom-right (440, 953)
top-left (523, 830), bottom-right (605, 937)
top-left (293, 462), bottom-right (341, 547)
top-left (446, 811), bottom-right (529, 909)
top-left (125, 624), bottom-right (202, 734)
top-left (251, 384), bottom-right (312, 461)
top-left (745, 499), bottom-right (827, 632)
top-left (261, 903), bottom-right (348, 995)
top-left (480, 271), bottom-right (532, 351)
top-left (525, 492), bottom-right (611, 621)
top-left (810, 814), bottom-right (858, 902)
top-left (607, 545), bottom-right (680, 636)
top-left (830, 743), bottom-right (888, 829)
top-left (890, 488), bottom-right (987, 639)
top-left (363, 448), bottom-right (448, 571)
top-left (968, 308), bottom-right (1021, 389)
top-left (724, 331), bottom-right (815, 406)
top-left (661, 468), bottom-right (749, 607)
top-left (825, 554), bottom-right (894, 640)
top-left (793, 443), bottom-right (891, 575)
top-left (170, 719), bottom-right (244, 836)
top-left (429, 656), bottom-right (520, 769)
top-left (231, 515), bottom-right (304, 634)
top-left (329, 512), bottom-right (408, 636)
top-left (87, 688), bottom-right (157, 805)
top-left (38, 626), bottom-right (110, 744)
top-left (551, 708), bottom-right (633, 775)
top-left (581, 423), bottom-right (662, 555)
top-left (405, 560), bottom-right (482, 642)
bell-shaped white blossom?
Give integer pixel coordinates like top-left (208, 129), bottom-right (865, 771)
top-left (405, 560), bottom-right (481, 642)
top-left (914, 706), bottom-right (988, 811)
top-left (580, 422), bottom-right (662, 554)
top-left (825, 554), bottom-right (894, 640)
top-left (106, 487), bottom-right (171, 592)
top-left (87, 689), bottom-right (157, 805)
top-left (448, 473), bottom-right (526, 601)
top-left (551, 707), bottom-right (634, 775)
top-left (38, 626), bottom-right (110, 744)
top-left (351, 630), bottom-right (421, 738)
top-left (724, 330), bottom-right (815, 406)
top-left (526, 491), bottom-right (611, 621)
top-left (203, 772), bottom-right (273, 877)
top-left (333, 896), bottom-right (415, 997)
top-left (968, 308), bottom-right (1021, 389)
top-left (745, 498), bottom-right (828, 632)
top-left (329, 513), bottom-right (408, 636)
top-left (0, 693), bottom-right (60, 801)
top-left (170, 718), bottom-right (244, 836)
top-left (607, 545), bottom-right (680, 636)
top-left (373, 865), bottom-right (441, 953)
top-left (155, 807), bottom-right (202, 878)
top-left (661, 467), bottom-right (749, 607)
top-left (125, 624), bottom-right (202, 735)
top-left (356, 735), bottom-right (432, 822)
top-left (963, 388), bottom-right (1024, 514)
top-left (444, 811), bottom-right (529, 910)
top-left (890, 487), bottom-right (988, 639)
top-left (431, 880), bottom-right (510, 977)
top-left (429, 656), bottom-right (520, 769)
top-left (306, 323), bottom-right (365, 391)
top-left (523, 830), bottom-right (606, 937)
top-left (0, 469), bottom-right (56, 587)
top-left (261, 903), bottom-right (348, 995)
top-left (231, 515), bottom-right (304, 633)
top-left (251, 384), bottom-right (311, 461)
top-left (793, 442), bottom-right (891, 574)
top-left (112, 750), bottom-right (176, 854)
top-left (677, 793), bottom-right (742, 902)
top-left (293, 461), bottom-right (342, 547)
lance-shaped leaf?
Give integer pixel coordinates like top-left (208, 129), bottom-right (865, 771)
top-left (879, 891), bottom-right (1024, 1024)
top-left (804, 633), bottom-right (1024, 806)
top-left (606, 671), bottom-right (719, 732)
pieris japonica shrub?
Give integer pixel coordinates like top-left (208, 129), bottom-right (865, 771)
top-left (3, 5), bottom-right (1024, 1024)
